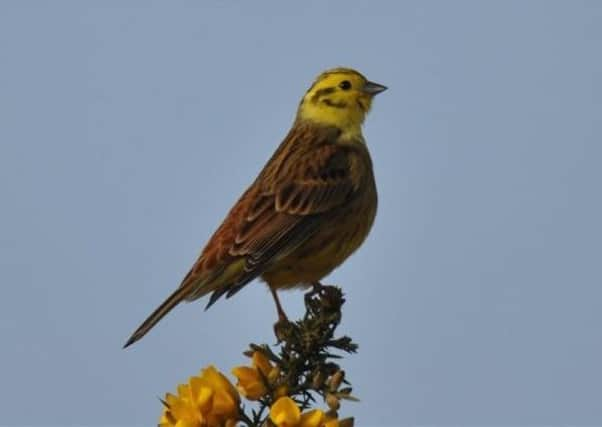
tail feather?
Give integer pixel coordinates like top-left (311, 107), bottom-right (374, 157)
top-left (123, 285), bottom-right (191, 348)
top-left (123, 259), bottom-right (250, 348)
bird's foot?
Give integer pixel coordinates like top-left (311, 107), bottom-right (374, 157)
top-left (311, 281), bottom-right (325, 293)
top-left (305, 281), bottom-right (327, 306)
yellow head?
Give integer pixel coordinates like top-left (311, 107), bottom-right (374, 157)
top-left (297, 67), bottom-right (387, 135)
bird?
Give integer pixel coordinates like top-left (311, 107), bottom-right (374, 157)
top-left (124, 67), bottom-right (386, 348)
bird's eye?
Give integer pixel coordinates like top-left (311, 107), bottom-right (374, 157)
top-left (339, 80), bottom-right (352, 90)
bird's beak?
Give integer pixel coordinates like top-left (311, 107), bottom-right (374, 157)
top-left (363, 81), bottom-right (388, 95)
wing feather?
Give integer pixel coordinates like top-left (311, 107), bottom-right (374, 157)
top-left (185, 125), bottom-right (361, 304)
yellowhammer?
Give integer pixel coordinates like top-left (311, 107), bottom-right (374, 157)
top-left (124, 68), bottom-right (386, 348)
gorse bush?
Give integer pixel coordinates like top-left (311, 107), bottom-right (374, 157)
top-left (159, 285), bottom-right (357, 427)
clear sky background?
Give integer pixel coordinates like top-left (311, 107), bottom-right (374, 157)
top-left (1, 1), bottom-right (601, 425)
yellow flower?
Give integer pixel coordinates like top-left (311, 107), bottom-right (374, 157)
top-left (232, 351), bottom-right (280, 400)
top-left (251, 351), bottom-right (273, 376)
top-left (231, 365), bottom-right (267, 400)
top-left (270, 396), bottom-right (300, 426)
top-left (269, 397), bottom-right (339, 427)
top-left (159, 365), bottom-right (239, 427)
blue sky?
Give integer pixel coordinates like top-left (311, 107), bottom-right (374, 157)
top-left (1, 1), bottom-right (601, 425)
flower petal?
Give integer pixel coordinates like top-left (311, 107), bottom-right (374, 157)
top-left (200, 366), bottom-right (240, 404)
top-left (212, 389), bottom-right (238, 417)
top-left (159, 412), bottom-right (174, 427)
top-left (196, 386), bottom-right (214, 413)
top-left (174, 420), bottom-right (199, 427)
top-left (270, 396), bottom-right (301, 427)
top-left (252, 351), bottom-right (273, 376)
top-left (299, 409), bottom-right (324, 427)
top-left (268, 366), bottom-right (281, 383)
top-left (164, 393), bottom-right (179, 407)
top-left (177, 383), bottom-right (192, 403)
top-left (232, 366), bottom-right (267, 400)
top-left (323, 416), bottom-right (340, 427)
top-left (231, 366), bottom-right (260, 383)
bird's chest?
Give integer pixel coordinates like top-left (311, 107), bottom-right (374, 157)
top-left (318, 182), bottom-right (378, 262)
top-left (265, 179), bottom-right (377, 288)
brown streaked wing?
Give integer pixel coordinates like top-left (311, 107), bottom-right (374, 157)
top-left (221, 142), bottom-right (357, 299)
top-left (179, 186), bottom-right (260, 301)
top-left (182, 125), bottom-right (358, 305)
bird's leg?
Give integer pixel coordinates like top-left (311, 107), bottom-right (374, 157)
top-left (270, 287), bottom-right (288, 322)
top-left (271, 287), bottom-right (291, 343)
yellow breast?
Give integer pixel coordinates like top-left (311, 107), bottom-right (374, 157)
top-left (262, 175), bottom-right (377, 289)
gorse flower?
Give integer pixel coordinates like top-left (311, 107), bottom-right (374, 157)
top-left (159, 366), bottom-right (239, 427)
top-left (269, 397), bottom-right (338, 427)
top-left (232, 351), bottom-right (283, 400)
top-left (157, 286), bottom-right (356, 427)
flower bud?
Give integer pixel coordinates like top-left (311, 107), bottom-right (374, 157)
top-left (268, 366), bottom-right (281, 383)
top-left (325, 392), bottom-right (340, 411)
top-left (274, 384), bottom-right (289, 398)
top-left (329, 370), bottom-right (345, 391)
top-left (312, 370), bottom-right (325, 389)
